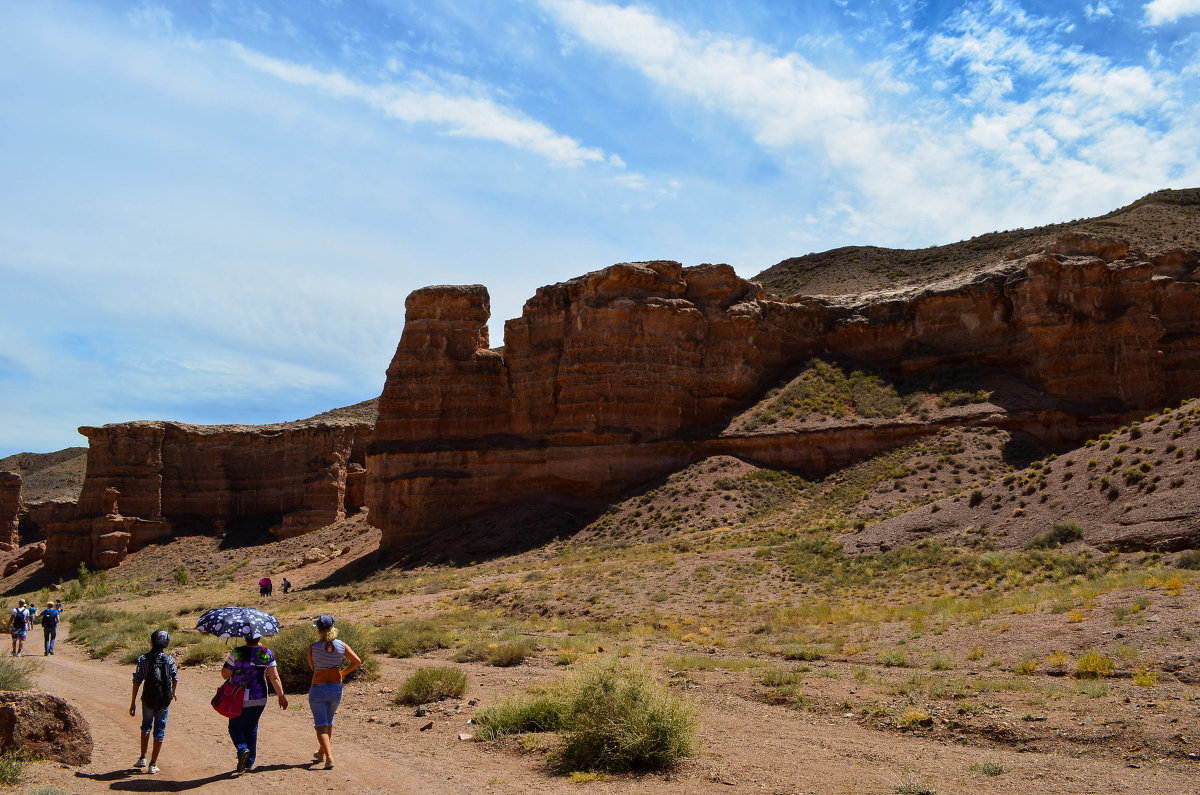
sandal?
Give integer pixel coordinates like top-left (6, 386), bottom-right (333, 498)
top-left (324, 760), bottom-right (334, 770)
top-left (313, 752), bottom-right (325, 763)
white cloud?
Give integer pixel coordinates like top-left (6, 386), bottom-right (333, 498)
top-left (230, 44), bottom-right (616, 168)
top-left (1145, 0), bottom-right (1200, 24)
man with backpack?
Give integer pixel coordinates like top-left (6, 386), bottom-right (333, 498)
top-left (7, 599), bottom-right (29, 656)
top-left (39, 601), bottom-right (60, 655)
top-left (130, 629), bottom-right (178, 775)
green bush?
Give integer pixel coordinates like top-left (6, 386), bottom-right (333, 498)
top-left (0, 658), bottom-right (40, 691)
top-left (270, 622), bottom-right (379, 693)
top-left (68, 607), bottom-right (178, 660)
top-left (374, 619), bottom-right (454, 658)
top-left (554, 658), bottom-right (698, 773)
top-left (179, 636), bottom-right (233, 666)
top-left (1177, 550), bottom-right (1200, 570)
top-left (453, 636), bottom-right (535, 667)
top-left (1075, 649), bottom-right (1115, 679)
top-left (0, 750), bottom-right (34, 786)
top-left (1026, 520), bottom-right (1084, 550)
top-left (780, 645), bottom-right (823, 661)
top-left (475, 697), bottom-right (568, 740)
top-left (395, 666), bottom-right (468, 705)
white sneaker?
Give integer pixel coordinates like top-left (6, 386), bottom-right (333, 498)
top-left (134, 757), bottom-right (147, 769)
top-left (148, 763), bottom-right (160, 774)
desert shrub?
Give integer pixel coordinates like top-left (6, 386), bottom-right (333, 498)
top-left (554, 658), bottom-right (698, 773)
top-left (878, 651), bottom-right (907, 667)
top-left (475, 696), bottom-right (568, 740)
top-left (780, 645), bottom-right (823, 661)
top-left (271, 622), bottom-right (378, 693)
top-left (454, 636), bottom-right (535, 667)
top-left (0, 658), bottom-right (40, 691)
top-left (179, 636), bottom-right (232, 666)
top-left (1176, 550), bottom-right (1200, 570)
top-left (1075, 649), bottom-right (1115, 679)
top-left (172, 564), bottom-right (190, 586)
top-left (68, 607), bottom-right (178, 660)
top-left (1026, 520), bottom-right (1084, 550)
top-left (896, 779), bottom-right (938, 794)
top-left (374, 619), bottom-right (454, 658)
top-left (969, 761), bottom-right (1008, 776)
top-left (394, 666), bottom-right (468, 705)
top-left (0, 750), bottom-right (34, 786)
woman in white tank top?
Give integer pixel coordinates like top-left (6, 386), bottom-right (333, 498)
top-left (307, 615), bottom-right (361, 770)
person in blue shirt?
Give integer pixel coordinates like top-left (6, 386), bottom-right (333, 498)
top-left (38, 602), bottom-right (59, 655)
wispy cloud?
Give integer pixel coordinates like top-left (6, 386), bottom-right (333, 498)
top-left (541, 0), bottom-right (1200, 241)
top-left (1144, 0), bottom-right (1200, 24)
top-left (231, 44), bottom-right (619, 168)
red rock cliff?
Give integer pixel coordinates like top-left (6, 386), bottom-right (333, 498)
top-left (39, 418), bottom-right (372, 572)
top-left (0, 472), bottom-right (20, 552)
top-left (367, 242), bottom-right (1200, 552)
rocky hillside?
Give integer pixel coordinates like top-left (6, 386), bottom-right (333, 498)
top-left (754, 187), bottom-right (1200, 297)
top-left (0, 448), bottom-right (87, 503)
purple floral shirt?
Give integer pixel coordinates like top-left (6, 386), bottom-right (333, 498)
top-left (222, 645), bottom-right (277, 706)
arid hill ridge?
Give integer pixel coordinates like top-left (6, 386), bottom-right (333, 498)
top-left (753, 187), bottom-right (1200, 297)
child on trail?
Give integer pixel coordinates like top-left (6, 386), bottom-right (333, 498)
top-left (130, 629), bottom-right (178, 775)
top-left (8, 599), bottom-right (29, 656)
top-left (39, 601), bottom-right (59, 655)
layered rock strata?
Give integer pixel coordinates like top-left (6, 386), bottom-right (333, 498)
top-left (0, 472), bottom-right (19, 552)
top-left (368, 241), bottom-right (1200, 551)
top-left (38, 419), bottom-right (372, 572)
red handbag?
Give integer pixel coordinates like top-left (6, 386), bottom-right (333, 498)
top-left (211, 680), bottom-right (245, 718)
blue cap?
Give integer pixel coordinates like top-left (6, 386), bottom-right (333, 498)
top-left (313, 615), bottom-right (334, 631)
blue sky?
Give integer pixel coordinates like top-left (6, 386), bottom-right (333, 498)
top-left (2, 0), bottom-right (1199, 456)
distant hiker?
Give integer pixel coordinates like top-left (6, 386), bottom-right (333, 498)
top-left (7, 599), bottom-right (29, 656)
top-left (54, 598), bottom-right (63, 612)
top-left (281, 578), bottom-right (291, 594)
top-left (39, 601), bottom-right (60, 655)
top-left (221, 633), bottom-right (288, 776)
top-left (258, 577), bottom-right (272, 600)
top-left (130, 629), bottom-right (178, 775)
top-left (307, 615), bottom-right (361, 770)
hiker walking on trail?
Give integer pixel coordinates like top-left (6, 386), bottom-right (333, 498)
top-left (259, 577), bottom-right (272, 600)
top-left (7, 599), bottom-right (29, 656)
top-left (130, 629), bottom-right (178, 775)
top-left (38, 601), bottom-right (60, 655)
top-left (221, 633), bottom-right (288, 776)
top-left (281, 578), bottom-right (291, 594)
top-left (308, 615), bottom-right (361, 770)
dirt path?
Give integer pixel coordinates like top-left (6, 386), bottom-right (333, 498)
top-left (21, 626), bottom-right (1200, 794)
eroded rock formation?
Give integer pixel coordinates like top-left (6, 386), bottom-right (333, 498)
top-left (38, 419), bottom-right (372, 572)
top-left (368, 239), bottom-right (1200, 552)
top-left (0, 472), bottom-right (19, 552)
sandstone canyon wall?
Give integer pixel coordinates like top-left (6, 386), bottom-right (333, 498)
top-left (367, 239), bottom-right (1200, 552)
top-left (37, 419), bottom-right (372, 573)
top-left (0, 472), bottom-right (20, 552)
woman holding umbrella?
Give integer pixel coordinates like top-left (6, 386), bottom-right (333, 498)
top-left (196, 607), bottom-right (289, 776)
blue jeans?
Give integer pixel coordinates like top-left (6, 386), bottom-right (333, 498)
top-left (227, 704), bottom-right (266, 768)
top-left (140, 705), bottom-right (169, 741)
top-left (43, 627), bottom-right (56, 654)
top-left (308, 683), bottom-right (343, 728)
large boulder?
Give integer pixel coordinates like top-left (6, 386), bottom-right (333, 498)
top-left (0, 691), bottom-right (92, 765)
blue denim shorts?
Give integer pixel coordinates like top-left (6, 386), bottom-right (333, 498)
top-left (308, 683), bottom-right (343, 728)
top-left (140, 705), bottom-right (169, 741)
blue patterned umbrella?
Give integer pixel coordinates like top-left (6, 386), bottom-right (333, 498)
top-left (195, 606), bottom-right (280, 639)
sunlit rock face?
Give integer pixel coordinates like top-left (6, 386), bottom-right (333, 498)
top-left (39, 419), bottom-right (372, 572)
top-left (367, 241), bottom-right (1200, 553)
top-left (0, 472), bottom-right (20, 552)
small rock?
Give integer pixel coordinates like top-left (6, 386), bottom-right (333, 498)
top-left (367, 715), bottom-right (378, 723)
top-left (468, 698), bottom-right (479, 707)
top-left (419, 721), bottom-right (434, 732)
top-left (415, 706), bottom-right (428, 717)
top-left (458, 733), bottom-right (474, 741)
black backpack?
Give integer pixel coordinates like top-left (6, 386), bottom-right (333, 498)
top-left (141, 652), bottom-right (174, 709)
top-left (10, 610), bottom-right (25, 632)
top-left (40, 610), bottom-right (58, 629)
